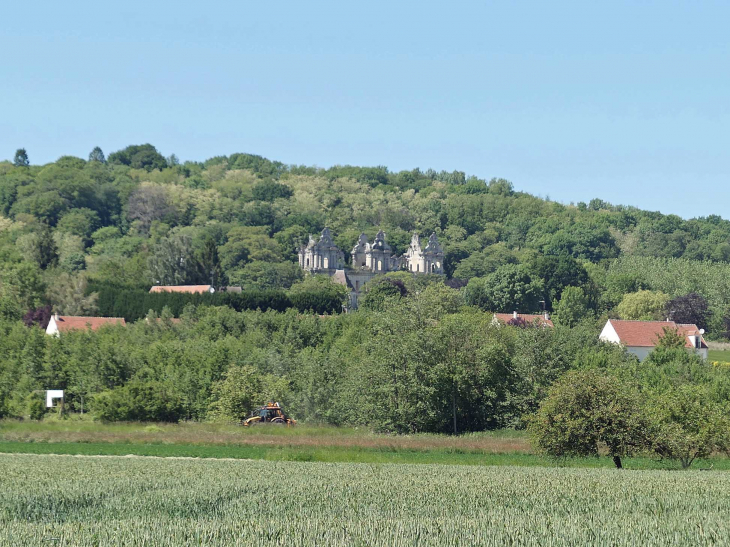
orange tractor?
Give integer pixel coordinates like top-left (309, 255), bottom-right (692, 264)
top-left (242, 402), bottom-right (296, 426)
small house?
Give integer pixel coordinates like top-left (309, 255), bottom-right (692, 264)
top-left (599, 319), bottom-right (708, 361)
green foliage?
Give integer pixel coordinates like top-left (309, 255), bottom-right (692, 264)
top-left (655, 326), bottom-right (686, 349)
top-left (93, 286), bottom-right (292, 321)
top-left (645, 384), bottom-right (730, 468)
top-left (359, 277), bottom-right (405, 311)
top-left (616, 290), bottom-right (670, 320)
top-left (288, 275), bottom-right (347, 314)
top-left (108, 144), bottom-right (167, 171)
top-left (207, 365), bottom-right (287, 423)
top-left (554, 286), bottom-right (590, 327)
top-left (92, 378), bottom-right (184, 422)
top-left (464, 265), bottom-right (543, 313)
top-left (13, 149), bottom-right (29, 167)
top-left (529, 369), bottom-right (649, 468)
top-left (25, 393), bottom-right (46, 420)
top-left (88, 146), bottom-right (106, 163)
top-left (46, 273), bottom-right (98, 315)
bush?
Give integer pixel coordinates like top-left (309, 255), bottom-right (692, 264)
top-left (92, 380), bottom-right (184, 422)
top-left (646, 384), bottom-right (730, 468)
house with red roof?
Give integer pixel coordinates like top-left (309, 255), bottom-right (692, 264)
top-left (46, 314), bottom-right (126, 336)
top-left (492, 311), bottom-right (554, 328)
top-left (599, 319), bottom-right (707, 361)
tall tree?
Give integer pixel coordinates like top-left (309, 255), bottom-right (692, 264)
top-left (198, 238), bottom-right (225, 289)
top-left (88, 146), bottom-right (106, 163)
top-left (13, 148), bottom-right (29, 167)
top-left (16, 224), bottom-right (58, 270)
top-left (46, 273), bottom-right (99, 316)
top-left (148, 233), bottom-right (203, 286)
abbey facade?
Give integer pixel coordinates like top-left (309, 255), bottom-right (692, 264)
top-left (298, 228), bottom-right (444, 309)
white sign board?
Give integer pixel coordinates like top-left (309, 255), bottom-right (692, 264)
top-left (46, 390), bottom-right (64, 408)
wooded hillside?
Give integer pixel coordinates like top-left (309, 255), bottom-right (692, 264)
top-left (3, 144), bottom-right (730, 331)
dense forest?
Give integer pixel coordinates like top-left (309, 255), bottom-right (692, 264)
top-left (1, 144), bottom-right (730, 430)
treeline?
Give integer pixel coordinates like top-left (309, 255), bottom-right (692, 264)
top-left (91, 285), bottom-right (347, 321)
top-left (2, 285), bottom-right (729, 449)
top-left (4, 144), bottom-right (730, 338)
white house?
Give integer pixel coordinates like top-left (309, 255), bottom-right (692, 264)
top-left (599, 319), bottom-right (708, 361)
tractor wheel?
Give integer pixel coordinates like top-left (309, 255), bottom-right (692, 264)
top-left (271, 418), bottom-right (285, 424)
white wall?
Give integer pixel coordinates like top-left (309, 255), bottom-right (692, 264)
top-left (598, 321), bottom-right (620, 344)
top-left (625, 346), bottom-right (653, 361)
top-left (45, 317), bottom-right (59, 336)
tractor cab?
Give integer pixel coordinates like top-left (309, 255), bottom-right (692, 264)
top-left (243, 402), bottom-right (295, 426)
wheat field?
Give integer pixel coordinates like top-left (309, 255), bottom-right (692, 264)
top-left (1, 454), bottom-right (728, 546)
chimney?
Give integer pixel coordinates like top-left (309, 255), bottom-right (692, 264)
top-left (513, 311), bottom-right (518, 319)
top-left (54, 312), bottom-right (59, 321)
top-left (544, 311), bottom-right (550, 320)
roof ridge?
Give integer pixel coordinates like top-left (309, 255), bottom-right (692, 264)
top-left (59, 315), bottom-right (125, 319)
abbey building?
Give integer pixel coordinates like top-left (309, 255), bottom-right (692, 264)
top-left (298, 228), bottom-right (444, 308)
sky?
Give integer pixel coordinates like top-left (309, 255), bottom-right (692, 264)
top-left (2, 1), bottom-right (729, 219)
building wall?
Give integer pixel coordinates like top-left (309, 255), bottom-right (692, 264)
top-left (46, 318), bottom-right (59, 336)
top-left (625, 346), bottom-right (653, 361)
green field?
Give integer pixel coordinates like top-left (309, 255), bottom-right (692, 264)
top-left (2, 454), bottom-right (728, 546)
top-left (2, 420), bottom-right (727, 470)
top-left (708, 349), bottom-right (730, 362)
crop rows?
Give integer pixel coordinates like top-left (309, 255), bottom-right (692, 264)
top-left (1, 454), bottom-right (728, 546)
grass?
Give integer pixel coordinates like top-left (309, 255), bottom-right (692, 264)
top-left (2, 454), bottom-right (729, 546)
top-left (0, 418), bottom-right (532, 453)
top-left (1, 419), bottom-right (728, 470)
top-left (707, 348), bottom-right (730, 362)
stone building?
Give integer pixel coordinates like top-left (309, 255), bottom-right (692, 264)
top-left (298, 227), bottom-right (345, 273)
top-left (404, 233), bottom-right (444, 274)
top-left (298, 228), bottom-right (444, 309)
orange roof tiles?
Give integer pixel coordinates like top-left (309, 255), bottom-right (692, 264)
top-left (54, 316), bottom-right (126, 332)
top-left (149, 285), bottom-right (213, 294)
top-left (608, 320), bottom-right (707, 349)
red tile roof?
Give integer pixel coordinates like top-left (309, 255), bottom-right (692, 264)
top-left (607, 320), bottom-right (707, 349)
top-left (493, 313), bottom-right (554, 327)
top-left (149, 285), bottom-right (213, 294)
top-left (54, 316), bottom-right (126, 332)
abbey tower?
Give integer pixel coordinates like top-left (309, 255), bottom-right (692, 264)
top-left (298, 229), bottom-right (444, 308)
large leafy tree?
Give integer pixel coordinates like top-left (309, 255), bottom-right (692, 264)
top-left (665, 292), bottom-right (710, 330)
top-left (529, 369), bottom-right (649, 469)
top-left (646, 384), bottom-right (730, 468)
top-left (527, 254), bottom-right (589, 311)
top-left (616, 290), bottom-right (670, 320)
top-left (464, 265), bottom-right (543, 313)
top-left (108, 144), bottom-right (167, 171)
top-left (147, 233), bottom-right (204, 286)
top-left (198, 238), bottom-right (226, 289)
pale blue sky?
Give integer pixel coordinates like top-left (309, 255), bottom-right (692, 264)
top-left (2, 1), bottom-right (728, 218)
